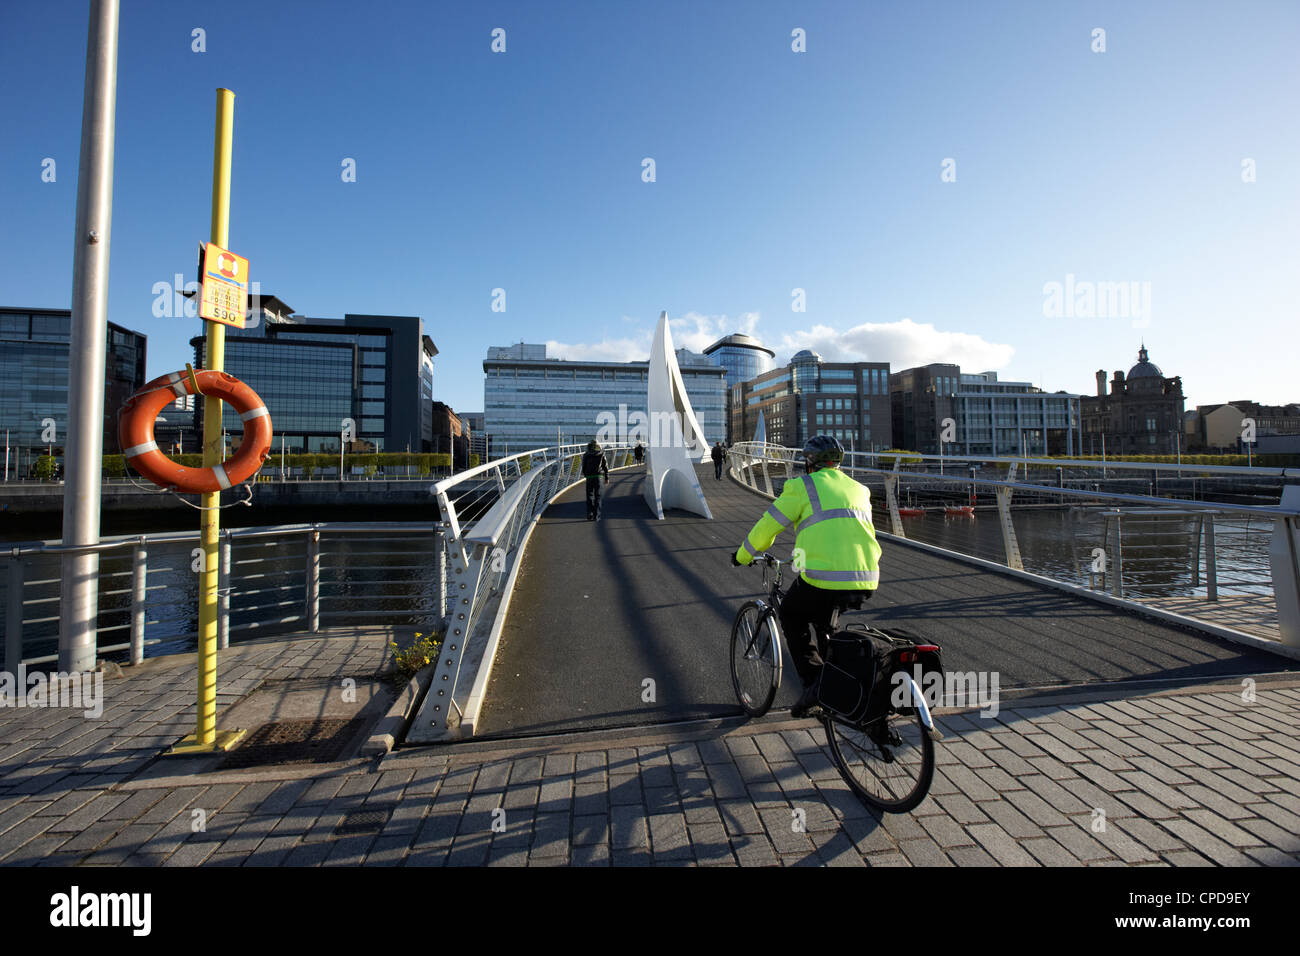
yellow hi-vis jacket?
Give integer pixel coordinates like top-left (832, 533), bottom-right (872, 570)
top-left (735, 467), bottom-right (882, 590)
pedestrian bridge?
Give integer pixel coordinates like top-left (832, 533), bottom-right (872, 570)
top-left (407, 445), bottom-right (1300, 742)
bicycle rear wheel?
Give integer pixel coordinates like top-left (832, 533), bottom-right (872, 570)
top-left (730, 601), bottom-right (782, 717)
top-left (824, 707), bottom-right (934, 813)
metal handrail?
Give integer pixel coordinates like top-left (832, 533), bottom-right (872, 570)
top-left (832, 446), bottom-right (1296, 478)
top-left (727, 443), bottom-right (1300, 519)
top-left (726, 443), bottom-right (1295, 640)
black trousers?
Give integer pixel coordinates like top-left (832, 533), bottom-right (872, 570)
top-left (778, 578), bottom-right (871, 688)
top-left (713, 460), bottom-right (723, 479)
top-left (585, 476), bottom-right (602, 518)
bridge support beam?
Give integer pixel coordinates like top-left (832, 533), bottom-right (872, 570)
top-left (996, 463), bottom-right (1024, 571)
top-left (1270, 486), bottom-right (1300, 647)
top-left (884, 459), bottom-right (905, 537)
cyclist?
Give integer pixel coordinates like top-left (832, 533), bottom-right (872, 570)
top-left (731, 435), bottom-right (882, 718)
top-left (582, 439), bottom-right (610, 520)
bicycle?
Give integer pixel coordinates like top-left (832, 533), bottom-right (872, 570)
top-left (729, 551), bottom-right (941, 813)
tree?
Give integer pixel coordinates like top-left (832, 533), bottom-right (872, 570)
top-left (32, 454), bottom-right (57, 481)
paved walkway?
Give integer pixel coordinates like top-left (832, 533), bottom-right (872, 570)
top-left (2, 630), bottom-right (1298, 866)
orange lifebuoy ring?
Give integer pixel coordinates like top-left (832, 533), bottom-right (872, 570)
top-left (119, 369), bottom-right (272, 493)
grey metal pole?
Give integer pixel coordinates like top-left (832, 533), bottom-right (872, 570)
top-left (5, 555), bottom-right (23, 672)
top-left (130, 540), bottom-right (146, 665)
top-left (218, 532), bottom-right (232, 649)
top-left (58, 0), bottom-right (120, 674)
top-left (1205, 516), bottom-right (1218, 602)
top-left (1110, 514), bottom-right (1124, 599)
top-left (434, 525), bottom-right (449, 628)
top-left (306, 527), bottom-right (320, 632)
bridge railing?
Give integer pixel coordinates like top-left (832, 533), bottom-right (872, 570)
top-left (419, 441), bottom-right (632, 739)
top-left (727, 442), bottom-right (1300, 646)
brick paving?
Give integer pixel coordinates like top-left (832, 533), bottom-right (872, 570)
top-left (1, 631), bottom-right (1298, 866)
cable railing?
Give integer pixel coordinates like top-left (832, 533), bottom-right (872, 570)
top-left (727, 442), bottom-right (1300, 645)
top-left (411, 441), bottom-right (633, 741)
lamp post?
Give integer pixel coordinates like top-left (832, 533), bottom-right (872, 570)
top-left (58, 0), bottom-right (118, 673)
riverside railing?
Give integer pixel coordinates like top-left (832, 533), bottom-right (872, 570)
top-left (728, 442), bottom-right (1300, 645)
top-left (2, 522), bottom-right (451, 671)
top-left (411, 441), bottom-right (632, 741)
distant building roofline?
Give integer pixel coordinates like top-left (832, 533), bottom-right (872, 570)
top-left (703, 332), bottom-right (775, 358)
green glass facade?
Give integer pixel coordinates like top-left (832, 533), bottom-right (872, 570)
top-left (0, 307), bottom-right (147, 470)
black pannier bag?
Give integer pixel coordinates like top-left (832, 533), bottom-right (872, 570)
top-left (818, 625), bottom-right (944, 723)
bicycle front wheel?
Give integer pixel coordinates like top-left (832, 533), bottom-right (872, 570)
top-left (824, 707), bottom-right (934, 813)
top-left (730, 601), bottom-right (782, 717)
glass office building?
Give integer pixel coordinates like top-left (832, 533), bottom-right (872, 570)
top-left (0, 306), bottom-right (146, 469)
top-left (483, 342), bottom-right (726, 453)
top-left (702, 333), bottom-right (776, 387)
top-left (192, 310), bottom-right (437, 454)
top-left (730, 351), bottom-right (892, 451)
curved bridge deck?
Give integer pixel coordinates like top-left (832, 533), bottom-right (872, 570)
top-left (478, 464), bottom-right (1294, 738)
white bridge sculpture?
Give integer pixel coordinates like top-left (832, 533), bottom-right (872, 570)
top-left (643, 311), bottom-right (713, 520)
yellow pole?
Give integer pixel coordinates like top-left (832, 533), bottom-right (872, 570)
top-left (170, 88), bottom-right (243, 753)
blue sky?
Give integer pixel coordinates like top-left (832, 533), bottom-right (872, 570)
top-left (2, 0), bottom-right (1297, 413)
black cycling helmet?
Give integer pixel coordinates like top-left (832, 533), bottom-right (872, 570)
top-left (803, 434), bottom-right (844, 471)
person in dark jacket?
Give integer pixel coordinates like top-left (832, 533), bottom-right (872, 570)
top-left (582, 439), bottom-right (610, 520)
top-left (711, 441), bottom-right (726, 480)
top-left (633, 442), bottom-right (645, 467)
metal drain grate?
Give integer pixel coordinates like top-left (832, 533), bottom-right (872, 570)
top-left (335, 807), bottom-right (392, 835)
top-left (218, 716), bottom-right (369, 769)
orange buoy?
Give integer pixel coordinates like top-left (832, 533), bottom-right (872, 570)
top-left (119, 369), bottom-right (272, 493)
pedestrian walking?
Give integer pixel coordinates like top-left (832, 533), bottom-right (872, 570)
top-left (583, 439), bottom-right (610, 520)
top-left (711, 441), bottom-right (726, 480)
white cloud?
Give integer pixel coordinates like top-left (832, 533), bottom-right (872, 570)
top-left (548, 311), bottom-right (763, 363)
top-left (775, 318), bottom-right (1014, 371)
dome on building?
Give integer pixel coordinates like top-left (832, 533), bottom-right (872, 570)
top-left (791, 349), bottom-right (822, 363)
top-left (1128, 344), bottom-right (1162, 379)
top-left (703, 332), bottom-right (775, 358)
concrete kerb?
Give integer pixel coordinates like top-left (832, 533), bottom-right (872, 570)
top-left (729, 458), bottom-right (1300, 663)
top-left (362, 662), bottom-right (435, 756)
top-left (442, 458), bottom-right (643, 741)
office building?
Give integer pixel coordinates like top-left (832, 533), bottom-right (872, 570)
top-left (1080, 345), bottom-right (1184, 455)
top-left (432, 401), bottom-right (471, 470)
top-left (703, 333), bottom-right (776, 386)
top-left (953, 372), bottom-right (1081, 457)
top-left (459, 411), bottom-right (487, 461)
top-left (192, 302), bottom-right (437, 454)
top-left (483, 342), bottom-right (726, 452)
top-left (730, 350), bottom-right (892, 450)
top-left (890, 363), bottom-right (1081, 456)
top-left (0, 306), bottom-right (146, 470)
top-left (704, 333), bottom-right (776, 442)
